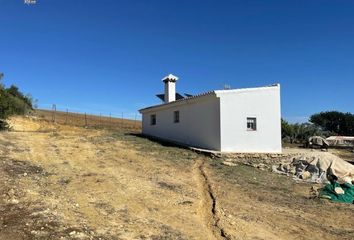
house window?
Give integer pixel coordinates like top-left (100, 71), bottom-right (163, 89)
top-left (173, 111), bottom-right (180, 123)
top-left (247, 117), bottom-right (257, 131)
top-left (150, 114), bottom-right (156, 125)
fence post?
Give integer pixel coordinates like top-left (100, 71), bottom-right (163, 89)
top-left (134, 113), bottom-right (137, 129)
top-left (52, 104), bottom-right (56, 123)
top-left (121, 112), bottom-right (124, 129)
top-left (109, 113), bottom-right (112, 127)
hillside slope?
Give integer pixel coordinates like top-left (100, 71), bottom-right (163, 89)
top-left (0, 116), bottom-right (353, 240)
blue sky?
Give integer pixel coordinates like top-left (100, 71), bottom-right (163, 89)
top-left (0, 0), bottom-right (353, 121)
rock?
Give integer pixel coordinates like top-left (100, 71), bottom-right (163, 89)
top-left (284, 164), bottom-right (291, 172)
top-left (310, 186), bottom-right (320, 198)
top-left (69, 231), bottom-right (76, 236)
top-left (30, 230), bottom-right (48, 237)
top-left (301, 171), bottom-right (311, 180)
top-left (334, 187), bottom-right (344, 195)
top-left (222, 161), bottom-right (237, 167)
top-left (71, 232), bottom-right (87, 239)
top-left (11, 199), bottom-right (19, 204)
top-left (254, 163), bottom-right (267, 170)
top-left (289, 166), bottom-right (296, 175)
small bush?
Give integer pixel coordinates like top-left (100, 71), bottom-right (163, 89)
top-left (0, 73), bottom-right (33, 130)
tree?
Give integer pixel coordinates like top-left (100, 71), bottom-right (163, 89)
top-left (0, 73), bottom-right (4, 89)
top-left (310, 111), bottom-right (354, 136)
top-left (0, 73), bottom-right (33, 129)
top-left (281, 119), bottom-right (294, 141)
top-left (282, 118), bottom-right (327, 143)
top-left (6, 85), bottom-right (33, 108)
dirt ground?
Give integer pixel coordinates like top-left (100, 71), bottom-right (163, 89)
top-left (0, 116), bottom-right (353, 240)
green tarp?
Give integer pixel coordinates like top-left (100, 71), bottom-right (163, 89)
top-left (320, 182), bottom-right (354, 204)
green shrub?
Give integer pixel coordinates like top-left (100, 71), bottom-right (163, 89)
top-left (0, 73), bottom-right (33, 130)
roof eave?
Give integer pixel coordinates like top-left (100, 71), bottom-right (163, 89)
top-left (139, 91), bottom-right (216, 113)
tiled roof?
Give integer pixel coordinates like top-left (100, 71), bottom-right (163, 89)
top-left (139, 90), bottom-right (215, 112)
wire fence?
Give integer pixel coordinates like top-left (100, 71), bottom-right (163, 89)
top-left (35, 108), bottom-right (141, 131)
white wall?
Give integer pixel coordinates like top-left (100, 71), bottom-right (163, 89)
top-left (141, 95), bottom-right (221, 150)
top-left (219, 86), bottom-right (282, 153)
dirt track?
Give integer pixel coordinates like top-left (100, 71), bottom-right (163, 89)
top-left (0, 116), bottom-right (353, 240)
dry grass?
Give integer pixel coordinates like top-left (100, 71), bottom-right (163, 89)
top-left (35, 109), bottom-right (141, 132)
top-left (208, 159), bottom-right (354, 239)
top-left (0, 116), bottom-right (353, 240)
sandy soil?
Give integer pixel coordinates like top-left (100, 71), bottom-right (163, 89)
top-left (0, 116), bottom-right (353, 240)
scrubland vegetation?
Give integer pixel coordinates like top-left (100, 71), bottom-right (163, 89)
top-left (0, 73), bottom-right (33, 129)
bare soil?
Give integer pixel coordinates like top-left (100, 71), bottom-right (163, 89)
top-left (0, 116), bottom-right (353, 240)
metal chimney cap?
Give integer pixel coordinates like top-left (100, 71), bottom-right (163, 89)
top-left (162, 74), bottom-right (178, 82)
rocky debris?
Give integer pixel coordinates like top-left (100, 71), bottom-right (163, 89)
top-left (254, 163), bottom-right (268, 170)
top-left (220, 153), bottom-right (294, 171)
top-left (272, 158), bottom-right (327, 183)
top-left (222, 152), bottom-right (298, 168)
top-left (272, 152), bottom-right (354, 183)
top-left (227, 153), bottom-right (291, 161)
top-left (301, 171), bottom-right (311, 180)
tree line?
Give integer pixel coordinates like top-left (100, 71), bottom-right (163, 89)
top-left (282, 111), bottom-right (354, 143)
top-left (0, 73), bottom-right (34, 129)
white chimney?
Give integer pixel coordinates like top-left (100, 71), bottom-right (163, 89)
top-left (162, 74), bottom-right (178, 103)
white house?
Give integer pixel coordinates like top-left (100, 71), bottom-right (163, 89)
top-left (139, 74), bottom-right (282, 153)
